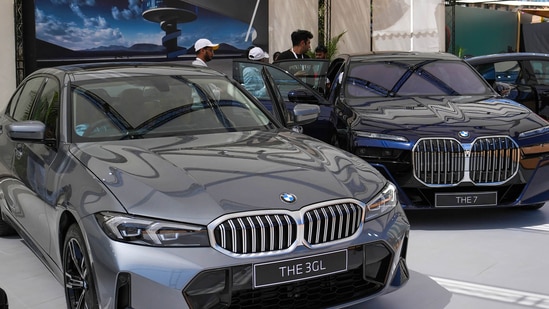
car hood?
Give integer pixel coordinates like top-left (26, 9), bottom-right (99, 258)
top-left (71, 131), bottom-right (385, 225)
top-left (346, 95), bottom-right (547, 140)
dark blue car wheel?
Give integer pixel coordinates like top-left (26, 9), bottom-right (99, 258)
top-left (63, 224), bottom-right (99, 309)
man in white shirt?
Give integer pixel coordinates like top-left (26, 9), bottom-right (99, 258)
top-left (192, 38), bottom-right (219, 67)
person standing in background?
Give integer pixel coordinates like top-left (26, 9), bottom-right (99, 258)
top-left (276, 29), bottom-right (313, 60)
top-left (242, 47), bottom-right (270, 97)
top-left (272, 51), bottom-right (281, 62)
top-left (315, 45), bottom-right (328, 59)
top-left (192, 38), bottom-right (219, 67)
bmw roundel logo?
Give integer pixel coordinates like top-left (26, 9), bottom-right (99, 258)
top-left (280, 193), bottom-right (297, 203)
top-left (458, 131), bottom-right (470, 138)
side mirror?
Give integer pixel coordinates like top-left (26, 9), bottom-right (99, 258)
top-left (291, 104), bottom-right (320, 126)
top-left (0, 287), bottom-right (8, 309)
top-left (288, 88), bottom-right (320, 104)
top-left (6, 121), bottom-right (45, 142)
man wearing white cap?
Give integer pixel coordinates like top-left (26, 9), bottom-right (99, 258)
top-left (243, 47), bottom-right (269, 97)
top-left (192, 38), bottom-right (219, 67)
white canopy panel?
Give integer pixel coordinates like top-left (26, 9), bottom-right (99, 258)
top-left (372, 0), bottom-right (445, 52)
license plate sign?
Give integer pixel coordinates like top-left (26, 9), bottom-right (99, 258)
top-left (253, 250), bottom-right (348, 288)
top-left (435, 192), bottom-right (497, 207)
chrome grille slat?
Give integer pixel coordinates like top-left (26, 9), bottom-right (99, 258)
top-left (304, 203), bottom-right (363, 245)
top-left (413, 136), bottom-right (519, 186)
top-left (212, 202), bottom-right (363, 254)
top-left (470, 136), bottom-right (519, 184)
top-left (265, 216), bottom-right (275, 251)
top-left (413, 138), bottom-right (465, 185)
top-left (274, 215), bottom-right (285, 250)
top-left (321, 208), bottom-right (329, 243)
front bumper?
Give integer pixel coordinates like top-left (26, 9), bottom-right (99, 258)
top-left (81, 207), bottom-right (409, 309)
top-left (353, 136), bottom-right (549, 209)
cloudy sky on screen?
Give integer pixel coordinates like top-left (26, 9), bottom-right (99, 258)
top-left (35, 0), bottom-right (256, 50)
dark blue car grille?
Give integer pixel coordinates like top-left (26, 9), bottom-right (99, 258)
top-left (212, 202), bottom-right (363, 254)
top-left (412, 136), bottom-right (519, 186)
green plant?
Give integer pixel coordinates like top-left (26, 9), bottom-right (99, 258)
top-left (457, 46), bottom-right (466, 59)
top-left (326, 31), bottom-right (346, 60)
top-left (308, 31), bottom-right (346, 60)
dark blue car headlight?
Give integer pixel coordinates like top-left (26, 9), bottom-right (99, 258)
top-left (518, 125), bottom-right (549, 139)
top-left (356, 131), bottom-right (408, 142)
top-left (96, 212), bottom-right (210, 247)
top-left (364, 183), bottom-right (399, 221)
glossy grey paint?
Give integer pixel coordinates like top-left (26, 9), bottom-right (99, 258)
top-left (71, 131), bottom-right (385, 225)
top-left (0, 62), bottom-right (409, 308)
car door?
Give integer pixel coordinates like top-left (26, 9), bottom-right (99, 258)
top-left (273, 59), bottom-right (330, 96)
top-left (524, 58), bottom-right (549, 119)
top-left (233, 59), bottom-right (335, 143)
top-left (471, 59), bottom-right (546, 119)
top-left (0, 75), bottom-right (60, 252)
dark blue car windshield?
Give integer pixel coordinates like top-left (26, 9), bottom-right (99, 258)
top-left (345, 59), bottom-right (492, 98)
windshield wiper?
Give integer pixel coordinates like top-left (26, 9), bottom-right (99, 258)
top-left (72, 86), bottom-right (131, 131)
top-left (347, 77), bottom-right (392, 96)
top-left (390, 60), bottom-right (460, 96)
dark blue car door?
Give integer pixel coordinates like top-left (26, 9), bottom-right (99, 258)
top-left (233, 59), bottom-right (335, 143)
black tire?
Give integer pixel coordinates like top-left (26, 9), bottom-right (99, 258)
top-left (0, 219), bottom-right (15, 236)
top-left (63, 224), bottom-right (99, 309)
top-left (0, 287), bottom-right (8, 309)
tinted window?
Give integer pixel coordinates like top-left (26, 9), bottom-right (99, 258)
top-left (71, 74), bottom-right (276, 141)
top-left (11, 77), bottom-right (46, 121)
top-left (493, 61), bottom-right (520, 83)
top-left (530, 60), bottom-right (549, 85)
top-left (30, 78), bottom-right (60, 139)
top-left (274, 59), bottom-right (329, 94)
top-left (345, 59), bottom-right (491, 98)
top-left (5, 86), bottom-right (24, 118)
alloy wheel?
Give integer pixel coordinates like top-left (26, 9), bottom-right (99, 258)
top-left (63, 225), bottom-right (98, 309)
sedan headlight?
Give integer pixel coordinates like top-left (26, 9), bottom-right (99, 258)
top-left (356, 131), bottom-right (409, 142)
top-left (96, 212), bottom-right (210, 247)
top-left (364, 183), bottom-right (399, 221)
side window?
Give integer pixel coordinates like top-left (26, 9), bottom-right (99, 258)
top-left (473, 63), bottom-right (496, 84)
top-left (30, 78), bottom-right (60, 139)
top-left (530, 60), bottom-right (549, 85)
top-left (11, 77), bottom-right (46, 121)
top-left (493, 61), bottom-right (520, 84)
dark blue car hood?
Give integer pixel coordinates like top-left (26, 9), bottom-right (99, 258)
top-left (346, 95), bottom-right (548, 141)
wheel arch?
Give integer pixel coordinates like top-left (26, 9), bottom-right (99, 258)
top-left (58, 210), bottom-right (78, 259)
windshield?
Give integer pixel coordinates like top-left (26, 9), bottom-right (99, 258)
top-left (70, 74), bottom-right (276, 142)
top-left (345, 59), bottom-right (492, 98)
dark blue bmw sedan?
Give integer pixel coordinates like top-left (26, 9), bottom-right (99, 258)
top-left (326, 52), bottom-right (549, 210)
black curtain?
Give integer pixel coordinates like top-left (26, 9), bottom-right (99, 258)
top-left (522, 23), bottom-right (549, 53)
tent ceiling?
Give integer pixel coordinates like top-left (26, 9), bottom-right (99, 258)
top-left (521, 9), bottom-right (549, 18)
top-left (455, 1), bottom-right (549, 18)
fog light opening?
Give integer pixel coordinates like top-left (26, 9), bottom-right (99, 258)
top-left (363, 243), bottom-right (392, 286)
top-left (184, 269), bottom-right (230, 309)
top-left (116, 272), bottom-right (131, 309)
